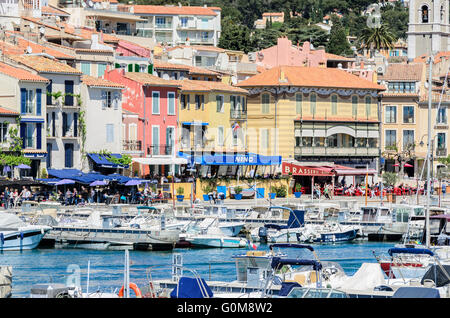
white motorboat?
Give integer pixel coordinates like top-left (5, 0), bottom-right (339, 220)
top-left (0, 213), bottom-right (51, 251)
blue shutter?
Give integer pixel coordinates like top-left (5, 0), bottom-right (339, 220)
top-left (36, 89), bottom-right (42, 116)
top-left (64, 143), bottom-right (73, 168)
top-left (62, 112), bottom-right (67, 137)
top-left (64, 81), bottom-right (74, 106)
top-left (36, 123), bottom-right (42, 149)
top-left (46, 80), bottom-right (52, 105)
top-left (20, 123), bottom-right (26, 148)
top-left (20, 88), bottom-right (26, 114)
top-left (74, 112), bottom-right (78, 137)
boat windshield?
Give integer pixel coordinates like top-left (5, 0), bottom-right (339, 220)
top-left (286, 287), bottom-right (348, 298)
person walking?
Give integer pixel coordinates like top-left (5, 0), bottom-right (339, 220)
top-left (3, 187), bottom-right (10, 209)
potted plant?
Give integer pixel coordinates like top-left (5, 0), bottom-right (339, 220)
top-left (269, 186), bottom-right (277, 199)
top-left (234, 186), bottom-right (243, 200)
top-left (202, 184), bottom-right (213, 201)
top-left (176, 187), bottom-right (184, 202)
top-left (276, 185), bottom-right (287, 198)
top-left (294, 184), bottom-right (302, 198)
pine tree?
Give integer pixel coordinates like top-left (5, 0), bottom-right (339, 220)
top-left (326, 14), bottom-right (353, 56)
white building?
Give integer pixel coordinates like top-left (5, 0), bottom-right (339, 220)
top-left (8, 54), bottom-right (84, 171)
top-left (0, 61), bottom-right (49, 178)
top-left (0, 0), bottom-right (42, 30)
top-left (407, 0), bottom-right (450, 60)
top-left (80, 75), bottom-right (124, 173)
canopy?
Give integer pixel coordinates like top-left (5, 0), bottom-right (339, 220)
top-left (265, 210), bottom-right (305, 230)
top-left (47, 169), bottom-right (138, 185)
top-left (282, 162), bottom-right (377, 176)
top-left (16, 164), bottom-right (31, 169)
top-left (132, 157), bottom-right (188, 165)
top-left (125, 179), bottom-right (141, 186)
top-left (270, 257), bottom-right (322, 271)
top-left (179, 152), bottom-right (281, 166)
top-left (55, 179), bottom-right (75, 185)
top-left (388, 248), bottom-right (434, 256)
top-left (270, 243), bottom-right (314, 252)
top-left (0, 213), bottom-right (26, 228)
top-left (392, 287), bottom-right (440, 298)
top-left (420, 265), bottom-right (450, 287)
top-left (90, 180), bottom-right (107, 187)
top-left (87, 153), bottom-right (127, 168)
top-left (170, 277), bottom-right (213, 298)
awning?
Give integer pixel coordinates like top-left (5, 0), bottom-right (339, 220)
top-left (47, 169), bottom-right (139, 185)
top-left (178, 152), bottom-right (281, 166)
top-left (282, 162), bottom-right (334, 176)
top-left (20, 118), bottom-right (45, 123)
top-left (334, 168), bottom-right (377, 176)
top-left (132, 157), bottom-right (188, 165)
top-left (85, 11), bottom-right (146, 22)
top-left (87, 153), bottom-right (125, 168)
top-left (182, 122), bottom-right (209, 126)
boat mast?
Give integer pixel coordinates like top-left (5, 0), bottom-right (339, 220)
top-left (426, 53), bottom-right (434, 248)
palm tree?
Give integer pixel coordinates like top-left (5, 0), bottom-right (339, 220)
top-left (359, 23), bottom-right (396, 57)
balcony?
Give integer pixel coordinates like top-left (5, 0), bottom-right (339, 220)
top-left (147, 144), bottom-right (174, 156)
top-left (155, 34), bottom-right (173, 43)
top-left (155, 23), bottom-right (172, 29)
top-left (436, 148), bottom-right (447, 157)
top-left (294, 146), bottom-right (379, 157)
top-left (190, 37), bottom-right (214, 44)
top-left (123, 140), bottom-right (142, 152)
top-left (230, 109), bottom-right (247, 119)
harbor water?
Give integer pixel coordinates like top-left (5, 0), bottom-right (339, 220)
top-left (1, 241), bottom-right (397, 298)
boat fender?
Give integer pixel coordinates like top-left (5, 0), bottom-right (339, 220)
top-left (20, 232), bottom-right (24, 240)
top-left (0, 233), bottom-right (3, 245)
top-left (118, 283), bottom-right (142, 298)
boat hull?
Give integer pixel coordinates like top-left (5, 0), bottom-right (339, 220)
top-left (313, 229), bottom-right (359, 243)
top-left (187, 236), bottom-right (246, 248)
top-left (0, 229), bottom-right (48, 251)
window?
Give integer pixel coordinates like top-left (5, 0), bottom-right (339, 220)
top-left (64, 143), bottom-right (74, 168)
top-left (64, 80), bottom-right (74, 106)
top-left (129, 123), bottom-right (137, 141)
top-left (216, 95), bottom-right (224, 112)
top-left (260, 128), bottom-right (269, 150)
top-left (385, 130), bottom-right (397, 148)
top-left (152, 126), bottom-right (160, 154)
top-left (230, 95), bottom-right (236, 111)
top-left (385, 105), bottom-right (397, 123)
top-left (421, 5), bottom-right (429, 23)
top-left (97, 63), bottom-right (107, 77)
top-left (25, 123), bottom-right (33, 148)
top-left (152, 91), bottom-right (160, 114)
top-left (103, 91), bottom-right (112, 108)
top-left (181, 94), bottom-right (189, 110)
top-left (201, 31), bottom-right (209, 41)
top-left (168, 92), bottom-right (175, 115)
top-left (365, 96), bottom-right (371, 117)
top-left (217, 126), bottom-right (224, 146)
top-left (403, 106), bottom-right (414, 123)
top-left (156, 17), bottom-right (166, 26)
top-left (81, 62), bottom-right (90, 75)
top-left (331, 95), bottom-right (337, 115)
top-left (403, 130), bottom-right (414, 149)
top-left (195, 56), bottom-right (202, 66)
top-left (437, 107), bottom-right (447, 124)
top-left (180, 17), bottom-right (188, 27)
top-left (46, 80), bottom-right (52, 105)
top-left (437, 133), bottom-right (446, 149)
top-left (106, 124), bottom-right (114, 143)
top-left (296, 93), bottom-right (302, 115)
top-left (0, 122), bottom-right (7, 143)
top-left (262, 93), bottom-right (270, 113)
top-left (25, 89), bottom-right (34, 114)
top-left (195, 94), bottom-right (204, 110)
top-left (201, 18), bottom-right (209, 28)
top-left (352, 95), bottom-right (358, 117)
top-left (310, 93), bottom-right (316, 115)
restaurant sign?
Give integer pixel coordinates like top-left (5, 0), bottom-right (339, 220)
top-left (282, 162), bottom-right (334, 176)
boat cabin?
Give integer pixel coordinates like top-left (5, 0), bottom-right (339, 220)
top-left (360, 206), bottom-right (392, 223)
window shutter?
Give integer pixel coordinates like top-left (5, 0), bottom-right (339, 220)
top-left (134, 64), bottom-right (140, 72)
top-left (36, 89), bottom-right (42, 116)
top-left (62, 112), bottom-right (67, 137)
top-left (128, 64), bottom-right (133, 72)
top-left (20, 88), bottom-right (26, 114)
top-left (101, 91), bottom-right (107, 109)
top-left (20, 123), bottom-right (26, 148)
top-left (64, 81), bottom-right (74, 106)
top-left (36, 123), bottom-right (42, 149)
top-left (148, 64), bottom-right (153, 74)
top-left (74, 112), bottom-right (78, 137)
top-left (113, 92), bottom-right (119, 110)
top-left (46, 80), bottom-right (52, 105)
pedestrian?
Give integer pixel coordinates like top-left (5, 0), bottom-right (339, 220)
top-left (3, 187), bottom-right (10, 209)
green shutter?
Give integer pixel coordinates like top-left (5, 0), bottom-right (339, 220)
top-left (115, 63), bottom-right (121, 69)
top-left (148, 64), bottom-right (153, 74)
top-left (134, 64), bottom-right (140, 72)
top-left (128, 64), bottom-right (133, 72)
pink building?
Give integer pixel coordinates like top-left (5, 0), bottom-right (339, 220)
top-left (105, 68), bottom-right (181, 177)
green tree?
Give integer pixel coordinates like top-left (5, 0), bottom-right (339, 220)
top-left (218, 17), bottom-right (252, 53)
top-left (359, 23), bottom-right (396, 57)
top-left (326, 14), bottom-right (353, 56)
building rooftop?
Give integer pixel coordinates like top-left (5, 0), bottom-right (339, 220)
top-left (124, 72), bottom-right (180, 87)
top-left (177, 79), bottom-right (248, 94)
top-left (9, 55), bottom-right (82, 75)
top-left (82, 75), bottom-right (125, 89)
top-left (237, 65), bottom-right (384, 90)
top-left (132, 5), bottom-right (219, 16)
top-left (0, 62), bottom-right (49, 82)
top-left (379, 63), bottom-right (424, 82)
top-left (0, 106), bottom-right (19, 116)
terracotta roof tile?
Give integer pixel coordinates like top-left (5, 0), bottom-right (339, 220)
top-left (0, 62), bottom-right (49, 82)
top-left (0, 106), bottom-right (19, 115)
top-left (124, 72), bottom-right (180, 87)
top-left (379, 63), bottom-right (424, 81)
top-left (153, 60), bottom-right (220, 76)
top-left (177, 79), bottom-right (248, 94)
top-left (82, 75), bottom-right (125, 88)
top-left (132, 5), bottom-right (218, 16)
top-left (237, 65), bottom-right (384, 90)
top-left (12, 37), bottom-right (75, 59)
top-left (41, 5), bottom-right (70, 16)
top-left (9, 55), bottom-right (82, 75)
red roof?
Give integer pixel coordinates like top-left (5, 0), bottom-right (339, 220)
top-left (0, 62), bottom-right (49, 82)
top-left (0, 106), bottom-right (19, 115)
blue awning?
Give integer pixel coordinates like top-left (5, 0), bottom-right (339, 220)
top-left (20, 118), bottom-right (45, 123)
top-left (181, 122), bottom-right (209, 126)
top-left (47, 169), bottom-right (142, 185)
top-left (87, 153), bottom-right (125, 168)
top-left (178, 152), bottom-right (281, 166)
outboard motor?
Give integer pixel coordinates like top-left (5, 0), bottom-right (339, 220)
top-left (258, 226), bottom-right (268, 244)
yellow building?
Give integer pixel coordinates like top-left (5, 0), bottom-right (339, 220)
top-left (177, 79), bottom-right (249, 156)
top-left (237, 66), bottom-right (385, 169)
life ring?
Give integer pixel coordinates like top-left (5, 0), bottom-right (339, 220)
top-left (118, 283), bottom-right (142, 298)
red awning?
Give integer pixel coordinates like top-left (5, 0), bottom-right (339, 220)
top-left (334, 168), bottom-right (377, 176)
top-left (282, 162), bottom-right (334, 176)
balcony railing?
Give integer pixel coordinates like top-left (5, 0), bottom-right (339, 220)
top-left (295, 146), bottom-right (379, 157)
top-left (123, 140), bottom-right (142, 152)
top-left (147, 144), bottom-right (174, 156)
top-left (155, 23), bottom-right (172, 29)
top-left (436, 148), bottom-right (447, 157)
top-left (230, 109), bottom-right (247, 119)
